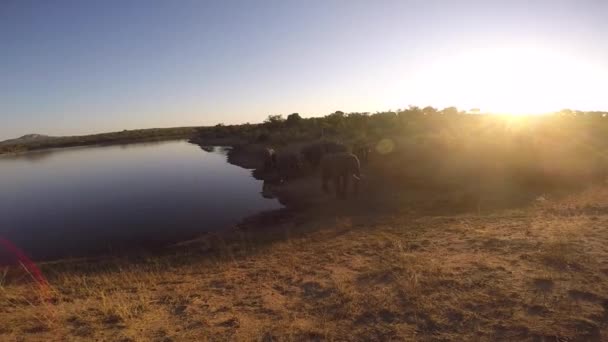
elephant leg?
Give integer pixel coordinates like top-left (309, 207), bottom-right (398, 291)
top-left (333, 176), bottom-right (341, 198)
top-left (338, 175), bottom-right (347, 199)
top-left (343, 173), bottom-right (350, 198)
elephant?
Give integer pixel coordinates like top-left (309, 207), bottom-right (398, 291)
top-left (320, 152), bottom-right (361, 199)
top-left (352, 141), bottom-right (372, 164)
top-left (275, 151), bottom-right (303, 182)
top-left (301, 141), bottom-right (348, 169)
top-left (260, 150), bottom-right (302, 184)
top-left (261, 147), bottom-right (276, 171)
top-left (250, 147), bottom-right (276, 180)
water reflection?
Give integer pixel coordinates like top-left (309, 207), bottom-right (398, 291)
top-left (0, 140), bottom-right (281, 261)
top-left (0, 149), bottom-right (56, 162)
top-left (200, 146), bottom-right (216, 153)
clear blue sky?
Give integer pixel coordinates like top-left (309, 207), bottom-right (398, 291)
top-left (1, 0), bottom-right (607, 139)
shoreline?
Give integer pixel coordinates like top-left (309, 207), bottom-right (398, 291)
top-left (3, 136), bottom-right (557, 265)
top-left (0, 127), bottom-right (199, 156)
top-left (0, 137), bottom-right (190, 158)
top-left (2, 138), bottom-right (305, 265)
top-left (189, 137), bottom-right (324, 210)
top-left (0, 136), bottom-right (191, 158)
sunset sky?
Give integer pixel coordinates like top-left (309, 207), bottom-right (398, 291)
top-left (1, 0), bottom-right (607, 139)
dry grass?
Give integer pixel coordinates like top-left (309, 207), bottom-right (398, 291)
top-left (2, 186), bottom-right (608, 341)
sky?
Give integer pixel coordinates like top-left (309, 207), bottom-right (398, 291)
top-left (1, 0), bottom-right (607, 140)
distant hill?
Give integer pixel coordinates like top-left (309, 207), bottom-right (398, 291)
top-left (0, 134), bottom-right (55, 146)
top-left (0, 127), bottom-right (200, 155)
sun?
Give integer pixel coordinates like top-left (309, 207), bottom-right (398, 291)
top-left (410, 44), bottom-right (606, 115)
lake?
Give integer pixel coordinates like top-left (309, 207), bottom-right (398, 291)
top-left (0, 140), bottom-right (281, 261)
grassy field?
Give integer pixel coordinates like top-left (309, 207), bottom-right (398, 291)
top-left (2, 182), bottom-right (607, 341)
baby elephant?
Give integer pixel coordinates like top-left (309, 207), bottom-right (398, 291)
top-left (320, 152), bottom-right (361, 199)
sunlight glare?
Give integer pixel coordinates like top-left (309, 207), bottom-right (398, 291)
top-left (412, 45), bottom-right (607, 115)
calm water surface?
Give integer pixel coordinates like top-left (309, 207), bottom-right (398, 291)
top-left (0, 140), bottom-right (281, 261)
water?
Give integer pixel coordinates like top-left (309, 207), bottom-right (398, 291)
top-left (0, 140), bottom-right (281, 261)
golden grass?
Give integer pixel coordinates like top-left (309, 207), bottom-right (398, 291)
top-left (2, 186), bottom-right (608, 341)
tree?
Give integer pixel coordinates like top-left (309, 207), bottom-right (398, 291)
top-left (440, 106), bottom-right (459, 116)
top-left (286, 113), bottom-right (302, 126)
top-left (400, 105), bottom-right (424, 116)
top-left (325, 111), bottom-right (346, 131)
top-left (422, 106), bottom-right (438, 116)
top-left (264, 114), bottom-right (285, 129)
top-left (265, 114), bottom-right (284, 124)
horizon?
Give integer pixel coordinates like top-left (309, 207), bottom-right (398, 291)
top-left (2, 0), bottom-right (607, 140)
top-left (5, 106), bottom-right (608, 142)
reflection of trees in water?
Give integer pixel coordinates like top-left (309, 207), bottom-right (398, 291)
top-left (0, 149), bottom-right (56, 162)
top-left (199, 146), bottom-right (232, 156)
top-left (116, 140), bottom-right (174, 150)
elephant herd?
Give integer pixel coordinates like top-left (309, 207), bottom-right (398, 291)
top-left (261, 141), bottom-right (371, 199)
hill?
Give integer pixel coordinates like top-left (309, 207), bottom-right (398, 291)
top-left (0, 134), bottom-right (54, 146)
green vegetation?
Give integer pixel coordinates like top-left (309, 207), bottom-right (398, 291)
top-left (195, 107), bottom-right (608, 149)
top-left (194, 107), bottom-right (608, 206)
top-left (7, 107), bottom-right (608, 204)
